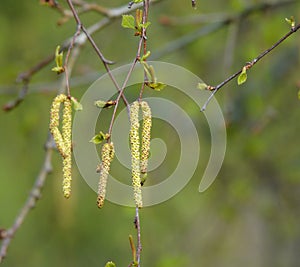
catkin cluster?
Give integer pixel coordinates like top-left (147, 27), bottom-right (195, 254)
top-left (130, 101), bottom-right (152, 208)
top-left (97, 142), bottom-right (115, 208)
top-left (49, 94), bottom-right (72, 198)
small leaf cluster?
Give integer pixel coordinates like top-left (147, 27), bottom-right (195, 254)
top-left (90, 131), bottom-right (110, 145)
top-left (122, 9), bottom-right (151, 36)
top-left (285, 16), bottom-right (296, 29)
top-left (51, 46), bottom-right (65, 74)
top-left (140, 59), bottom-right (166, 91)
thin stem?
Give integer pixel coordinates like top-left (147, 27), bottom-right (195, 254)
top-left (108, 0), bottom-right (151, 137)
top-left (201, 23), bottom-right (300, 111)
top-left (138, 0), bottom-right (150, 101)
top-left (0, 136), bottom-right (54, 263)
top-left (0, 32), bottom-right (83, 261)
top-left (64, 24), bottom-right (81, 97)
top-left (135, 207), bottom-right (142, 267)
top-left (65, 0), bottom-right (129, 110)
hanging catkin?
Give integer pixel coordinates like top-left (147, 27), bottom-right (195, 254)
top-left (130, 101), bottom-right (143, 208)
top-left (97, 142), bottom-right (115, 208)
top-left (61, 97), bottom-right (72, 198)
top-left (49, 94), bottom-right (73, 198)
top-left (140, 101), bottom-right (152, 182)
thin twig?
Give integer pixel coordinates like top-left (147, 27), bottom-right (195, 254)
top-left (64, 23), bottom-right (82, 97)
top-left (152, 0), bottom-right (297, 60)
top-left (2, 52), bottom-right (56, 111)
top-left (134, 207), bottom-right (142, 267)
top-left (107, 0), bottom-right (151, 137)
top-left (0, 30), bottom-right (83, 262)
top-left (0, 136), bottom-right (54, 263)
top-left (66, 0), bottom-right (130, 112)
top-left (201, 23), bottom-right (300, 111)
top-left (3, 0), bottom-right (162, 111)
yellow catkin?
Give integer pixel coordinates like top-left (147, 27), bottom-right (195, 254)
top-left (97, 142), bottom-right (115, 208)
top-left (130, 101), bottom-right (143, 208)
top-left (49, 94), bottom-right (68, 157)
top-left (49, 94), bottom-right (73, 198)
top-left (62, 98), bottom-right (72, 198)
top-left (140, 101), bottom-right (152, 182)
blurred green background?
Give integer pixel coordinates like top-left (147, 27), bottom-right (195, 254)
top-left (1, 0), bottom-right (300, 266)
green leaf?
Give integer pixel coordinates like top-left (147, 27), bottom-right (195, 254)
top-left (148, 82), bottom-right (166, 91)
top-left (197, 82), bottom-right (208, 90)
top-left (105, 261), bottom-right (116, 267)
top-left (51, 66), bottom-right (64, 74)
top-left (94, 100), bottom-right (116, 109)
top-left (285, 16), bottom-right (295, 28)
top-left (121, 15), bottom-right (136, 30)
top-left (139, 22), bottom-right (151, 30)
top-left (52, 45), bottom-right (65, 74)
top-left (133, 0), bottom-right (143, 3)
top-left (298, 89), bottom-right (300, 100)
top-left (94, 100), bottom-right (107, 108)
top-left (55, 45), bottom-right (63, 67)
top-left (71, 97), bottom-right (83, 111)
top-left (90, 131), bottom-right (110, 144)
top-left (237, 66), bottom-right (247, 85)
top-left (141, 51), bottom-right (151, 62)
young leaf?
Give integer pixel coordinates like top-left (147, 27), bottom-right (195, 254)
top-left (94, 100), bottom-right (107, 108)
top-left (285, 16), bottom-right (295, 28)
top-left (94, 100), bottom-right (116, 109)
top-left (51, 45), bottom-right (65, 74)
top-left (237, 66), bottom-right (247, 85)
top-left (71, 97), bottom-right (83, 111)
top-left (90, 131), bottom-right (110, 145)
top-left (139, 22), bottom-right (151, 30)
top-left (141, 51), bottom-right (151, 62)
top-left (104, 261), bottom-right (116, 267)
top-left (197, 82), bottom-right (208, 90)
top-left (121, 15), bottom-right (136, 30)
top-left (147, 82), bottom-right (166, 91)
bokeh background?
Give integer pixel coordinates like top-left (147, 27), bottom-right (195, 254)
top-left (1, 0), bottom-right (300, 266)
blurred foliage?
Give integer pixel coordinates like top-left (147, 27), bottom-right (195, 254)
top-left (1, 0), bottom-right (300, 267)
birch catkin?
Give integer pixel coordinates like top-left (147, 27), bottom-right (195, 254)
top-left (97, 142), bottom-right (115, 208)
top-left (130, 101), bottom-right (143, 208)
top-left (50, 94), bottom-right (68, 157)
top-left (62, 97), bottom-right (72, 198)
top-left (140, 101), bottom-right (152, 179)
top-left (49, 94), bottom-right (73, 198)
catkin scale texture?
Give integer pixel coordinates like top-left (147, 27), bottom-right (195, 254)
top-left (50, 94), bottom-right (68, 157)
top-left (49, 94), bottom-right (73, 198)
top-left (62, 98), bottom-right (72, 198)
top-left (130, 101), bottom-right (143, 208)
top-left (97, 142), bottom-right (115, 208)
top-left (140, 101), bottom-right (152, 175)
